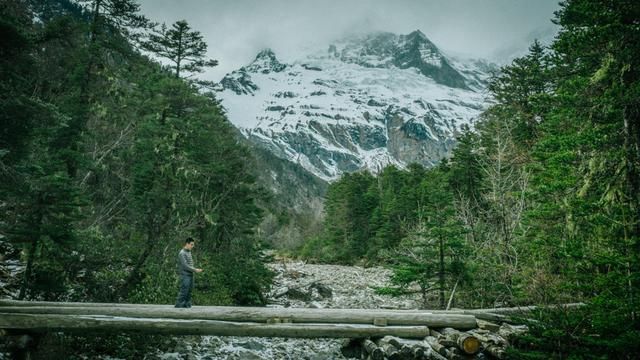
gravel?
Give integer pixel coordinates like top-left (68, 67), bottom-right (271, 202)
top-left (146, 260), bottom-right (421, 360)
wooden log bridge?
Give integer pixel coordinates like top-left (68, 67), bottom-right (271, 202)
top-left (0, 300), bottom-right (478, 338)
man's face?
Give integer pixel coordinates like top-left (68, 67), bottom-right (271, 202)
top-left (185, 241), bottom-right (195, 250)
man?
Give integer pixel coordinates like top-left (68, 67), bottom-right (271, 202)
top-left (175, 237), bottom-right (203, 308)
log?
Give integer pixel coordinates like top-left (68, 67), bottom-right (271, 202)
top-left (0, 313), bottom-right (430, 338)
top-left (373, 317), bottom-right (388, 326)
top-left (469, 331), bottom-right (508, 347)
top-left (379, 343), bottom-right (401, 360)
top-left (468, 331), bottom-right (508, 359)
top-left (0, 305), bottom-right (478, 329)
top-left (483, 344), bottom-right (506, 359)
top-left (466, 303), bottom-right (584, 315)
top-left (6, 300), bottom-right (515, 328)
top-left (1, 300), bottom-right (583, 314)
top-left (398, 344), bottom-right (413, 359)
top-left (439, 328), bottom-right (480, 355)
top-left (463, 312), bottom-right (509, 323)
top-left (425, 336), bottom-right (448, 357)
top-left (445, 347), bottom-right (467, 360)
top-left (476, 319), bottom-right (500, 332)
top-left (393, 339), bottom-right (427, 360)
top-left (362, 339), bottom-right (384, 360)
top-left (378, 336), bottom-right (415, 360)
top-left (411, 345), bottom-right (425, 359)
top-left (456, 334), bottom-right (480, 355)
top-left (389, 337), bottom-right (413, 360)
top-left (498, 323), bottom-right (528, 341)
top-left (382, 335), bottom-right (406, 350)
top-left (376, 337), bottom-right (402, 360)
top-left (437, 335), bottom-right (457, 348)
top-left (421, 340), bottom-right (448, 360)
top-left (0, 300), bottom-right (157, 308)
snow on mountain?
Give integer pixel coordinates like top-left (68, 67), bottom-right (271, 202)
top-left (217, 30), bottom-right (494, 181)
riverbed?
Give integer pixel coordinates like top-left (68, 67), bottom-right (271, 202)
top-left (152, 260), bottom-right (422, 360)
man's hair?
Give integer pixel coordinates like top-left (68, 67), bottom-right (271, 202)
top-left (184, 237), bottom-right (195, 244)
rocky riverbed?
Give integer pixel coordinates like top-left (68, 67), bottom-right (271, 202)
top-left (0, 258), bottom-right (422, 360)
top-left (153, 260), bottom-right (422, 360)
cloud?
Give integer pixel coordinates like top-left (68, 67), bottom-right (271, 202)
top-left (138, 0), bottom-right (560, 81)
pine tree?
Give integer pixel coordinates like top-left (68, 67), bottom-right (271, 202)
top-left (487, 40), bottom-right (553, 147)
top-left (143, 20), bottom-right (218, 79)
top-left (383, 164), bottom-right (467, 309)
top-left (78, 0), bottom-right (151, 44)
top-left (1, 0), bottom-right (84, 300)
top-left (78, 0), bottom-right (151, 90)
top-left (507, 0), bottom-right (640, 357)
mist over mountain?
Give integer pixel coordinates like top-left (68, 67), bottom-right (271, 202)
top-left (217, 30), bottom-right (494, 182)
top-left (490, 25), bottom-right (558, 64)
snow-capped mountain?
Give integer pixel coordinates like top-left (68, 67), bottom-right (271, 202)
top-left (217, 30), bottom-right (494, 181)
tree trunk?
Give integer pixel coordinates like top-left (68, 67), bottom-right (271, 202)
top-left (440, 328), bottom-right (481, 355)
top-left (82, 0), bottom-right (101, 97)
top-left (120, 226), bottom-right (157, 298)
top-left (18, 237), bottom-right (38, 300)
top-left (623, 79), bottom-right (640, 321)
top-left (0, 304), bottom-right (477, 329)
top-left (175, 28), bottom-right (183, 78)
top-left (362, 339), bottom-right (384, 360)
top-left (439, 235), bottom-right (445, 309)
top-left (0, 313), bottom-right (430, 338)
top-left (425, 336), bottom-right (447, 357)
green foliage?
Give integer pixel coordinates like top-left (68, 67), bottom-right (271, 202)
top-left (382, 164), bottom-right (468, 309)
top-left (508, 0), bottom-right (640, 357)
top-left (142, 19), bottom-right (218, 79)
top-left (301, 165), bottom-right (436, 265)
top-left (77, 0), bottom-right (151, 42)
top-left (509, 305), bottom-right (640, 359)
top-left (1, 0), bottom-right (272, 312)
top-left (301, 2), bottom-right (640, 356)
top-left (2, 0), bottom-right (640, 358)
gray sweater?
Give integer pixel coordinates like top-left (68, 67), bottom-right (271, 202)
top-left (177, 248), bottom-right (196, 275)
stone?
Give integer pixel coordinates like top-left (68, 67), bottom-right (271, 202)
top-left (234, 349), bottom-right (263, 360)
top-left (235, 339), bottom-right (266, 351)
top-left (310, 282), bottom-right (333, 299)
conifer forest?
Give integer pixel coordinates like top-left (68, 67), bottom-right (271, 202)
top-left (1, 0), bottom-right (639, 358)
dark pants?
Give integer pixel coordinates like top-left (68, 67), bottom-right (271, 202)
top-left (175, 274), bottom-right (193, 308)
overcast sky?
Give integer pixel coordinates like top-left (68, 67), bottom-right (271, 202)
top-left (138, 0), bottom-right (560, 81)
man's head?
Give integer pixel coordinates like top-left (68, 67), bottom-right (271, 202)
top-left (184, 237), bottom-right (195, 250)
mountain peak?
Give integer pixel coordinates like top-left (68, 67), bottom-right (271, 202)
top-left (246, 48), bottom-right (286, 74)
top-left (255, 48), bottom-right (277, 61)
top-left (329, 30), bottom-right (467, 89)
top-left (407, 29), bottom-right (428, 40)
top-left (401, 29), bottom-right (438, 51)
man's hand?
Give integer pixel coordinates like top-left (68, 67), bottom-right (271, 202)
top-left (195, 268), bottom-right (203, 273)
